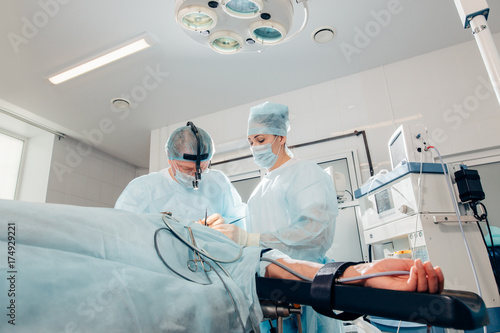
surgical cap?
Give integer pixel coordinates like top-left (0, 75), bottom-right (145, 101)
top-left (165, 125), bottom-right (214, 161)
top-left (247, 102), bottom-right (290, 136)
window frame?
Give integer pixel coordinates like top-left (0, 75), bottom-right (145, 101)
top-left (0, 128), bottom-right (27, 200)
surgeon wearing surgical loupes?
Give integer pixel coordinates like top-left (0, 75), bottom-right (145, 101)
top-left (115, 122), bottom-right (246, 226)
top-left (210, 102), bottom-right (342, 333)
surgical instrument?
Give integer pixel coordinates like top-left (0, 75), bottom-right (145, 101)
top-left (228, 216), bottom-right (246, 224)
top-left (187, 226), bottom-right (211, 272)
top-left (204, 207), bottom-right (208, 226)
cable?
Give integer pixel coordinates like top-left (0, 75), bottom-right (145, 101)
top-left (411, 137), bottom-right (426, 260)
top-left (260, 258), bottom-right (412, 285)
top-left (471, 202), bottom-right (500, 289)
top-left (161, 214), bottom-right (243, 264)
top-left (337, 271), bottom-right (410, 283)
top-left (154, 214), bottom-right (252, 333)
top-left (426, 146), bottom-right (483, 299)
top-left (154, 228), bottom-right (211, 284)
top-left (260, 257), bottom-right (314, 282)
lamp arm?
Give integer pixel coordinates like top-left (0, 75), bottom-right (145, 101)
top-left (454, 0), bottom-right (500, 107)
top-left (469, 14), bottom-right (500, 106)
top-left (282, 0), bottom-right (309, 43)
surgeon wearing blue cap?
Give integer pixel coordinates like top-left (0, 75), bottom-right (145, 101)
top-left (211, 102), bottom-right (342, 333)
top-left (115, 122), bottom-right (246, 225)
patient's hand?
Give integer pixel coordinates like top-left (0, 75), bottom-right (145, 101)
top-left (343, 258), bottom-right (444, 293)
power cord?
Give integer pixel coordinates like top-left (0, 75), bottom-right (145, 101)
top-left (470, 202), bottom-right (500, 289)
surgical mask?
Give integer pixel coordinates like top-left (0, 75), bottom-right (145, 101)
top-left (250, 136), bottom-right (281, 169)
top-left (174, 169), bottom-right (203, 189)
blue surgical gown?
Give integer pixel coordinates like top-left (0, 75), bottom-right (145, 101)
top-left (247, 158), bottom-right (341, 333)
top-left (247, 159), bottom-right (338, 262)
top-left (115, 168), bottom-right (246, 224)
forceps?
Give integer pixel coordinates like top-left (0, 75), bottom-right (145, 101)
top-left (186, 227), bottom-right (211, 272)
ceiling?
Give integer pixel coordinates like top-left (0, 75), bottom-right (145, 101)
top-left (1, 0), bottom-right (499, 169)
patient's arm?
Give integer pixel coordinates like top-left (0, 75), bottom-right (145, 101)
top-left (265, 257), bottom-right (444, 294)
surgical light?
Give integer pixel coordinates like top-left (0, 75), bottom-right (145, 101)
top-left (48, 33), bottom-right (154, 84)
top-left (222, 0), bottom-right (263, 18)
top-left (174, 0), bottom-right (309, 54)
top-left (250, 21), bottom-right (287, 44)
top-left (209, 31), bottom-right (244, 54)
top-left (176, 6), bottom-right (218, 31)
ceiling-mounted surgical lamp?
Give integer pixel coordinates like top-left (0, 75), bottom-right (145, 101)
top-left (174, 0), bottom-right (309, 54)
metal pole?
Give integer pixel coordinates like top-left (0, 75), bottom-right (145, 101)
top-left (469, 14), bottom-right (500, 106)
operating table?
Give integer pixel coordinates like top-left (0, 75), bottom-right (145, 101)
top-left (256, 275), bottom-right (488, 330)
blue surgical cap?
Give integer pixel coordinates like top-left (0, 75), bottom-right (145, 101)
top-left (165, 125), bottom-right (214, 161)
top-left (247, 102), bottom-right (290, 136)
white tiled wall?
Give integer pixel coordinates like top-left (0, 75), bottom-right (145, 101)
top-left (46, 136), bottom-right (140, 207)
top-left (151, 33), bottom-right (500, 184)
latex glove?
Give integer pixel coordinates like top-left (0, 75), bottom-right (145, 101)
top-left (212, 224), bottom-right (260, 246)
top-left (196, 213), bottom-right (224, 227)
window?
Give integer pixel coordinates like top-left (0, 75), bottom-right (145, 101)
top-left (0, 131), bottom-right (25, 200)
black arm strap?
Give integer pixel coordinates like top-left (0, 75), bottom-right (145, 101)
top-left (310, 262), bottom-right (362, 320)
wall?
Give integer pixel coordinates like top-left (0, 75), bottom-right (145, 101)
top-left (1, 107), bottom-right (146, 208)
top-left (46, 136), bottom-right (142, 207)
top-left (151, 33), bottom-right (500, 184)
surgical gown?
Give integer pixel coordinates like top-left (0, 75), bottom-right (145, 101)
top-left (0, 199), bottom-right (272, 332)
top-left (247, 159), bottom-right (338, 262)
top-left (247, 158), bottom-right (341, 333)
top-left (115, 168), bottom-right (246, 224)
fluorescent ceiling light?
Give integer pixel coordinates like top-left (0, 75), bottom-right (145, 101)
top-left (48, 36), bottom-right (153, 84)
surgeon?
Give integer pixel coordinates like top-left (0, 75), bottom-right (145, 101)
top-left (115, 122), bottom-right (246, 225)
top-left (210, 102), bottom-right (342, 332)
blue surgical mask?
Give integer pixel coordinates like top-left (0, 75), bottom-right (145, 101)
top-left (174, 169), bottom-right (203, 189)
top-left (175, 170), bottom-right (195, 188)
top-left (250, 136), bottom-right (281, 169)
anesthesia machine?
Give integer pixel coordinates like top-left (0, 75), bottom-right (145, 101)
top-left (355, 124), bottom-right (500, 331)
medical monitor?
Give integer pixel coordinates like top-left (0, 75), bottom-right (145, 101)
top-left (388, 124), bottom-right (431, 170)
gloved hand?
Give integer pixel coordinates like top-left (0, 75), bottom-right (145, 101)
top-left (212, 224), bottom-right (260, 247)
top-left (196, 213), bottom-right (224, 227)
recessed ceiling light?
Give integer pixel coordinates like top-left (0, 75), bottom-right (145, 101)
top-left (312, 26), bottom-right (336, 44)
top-left (111, 98), bottom-right (131, 109)
top-left (48, 33), bottom-right (155, 84)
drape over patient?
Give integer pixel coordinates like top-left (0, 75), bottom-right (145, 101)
top-left (0, 199), bottom-right (267, 332)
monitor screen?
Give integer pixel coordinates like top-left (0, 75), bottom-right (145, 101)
top-left (374, 188), bottom-right (394, 215)
top-left (389, 130), bottom-right (407, 169)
